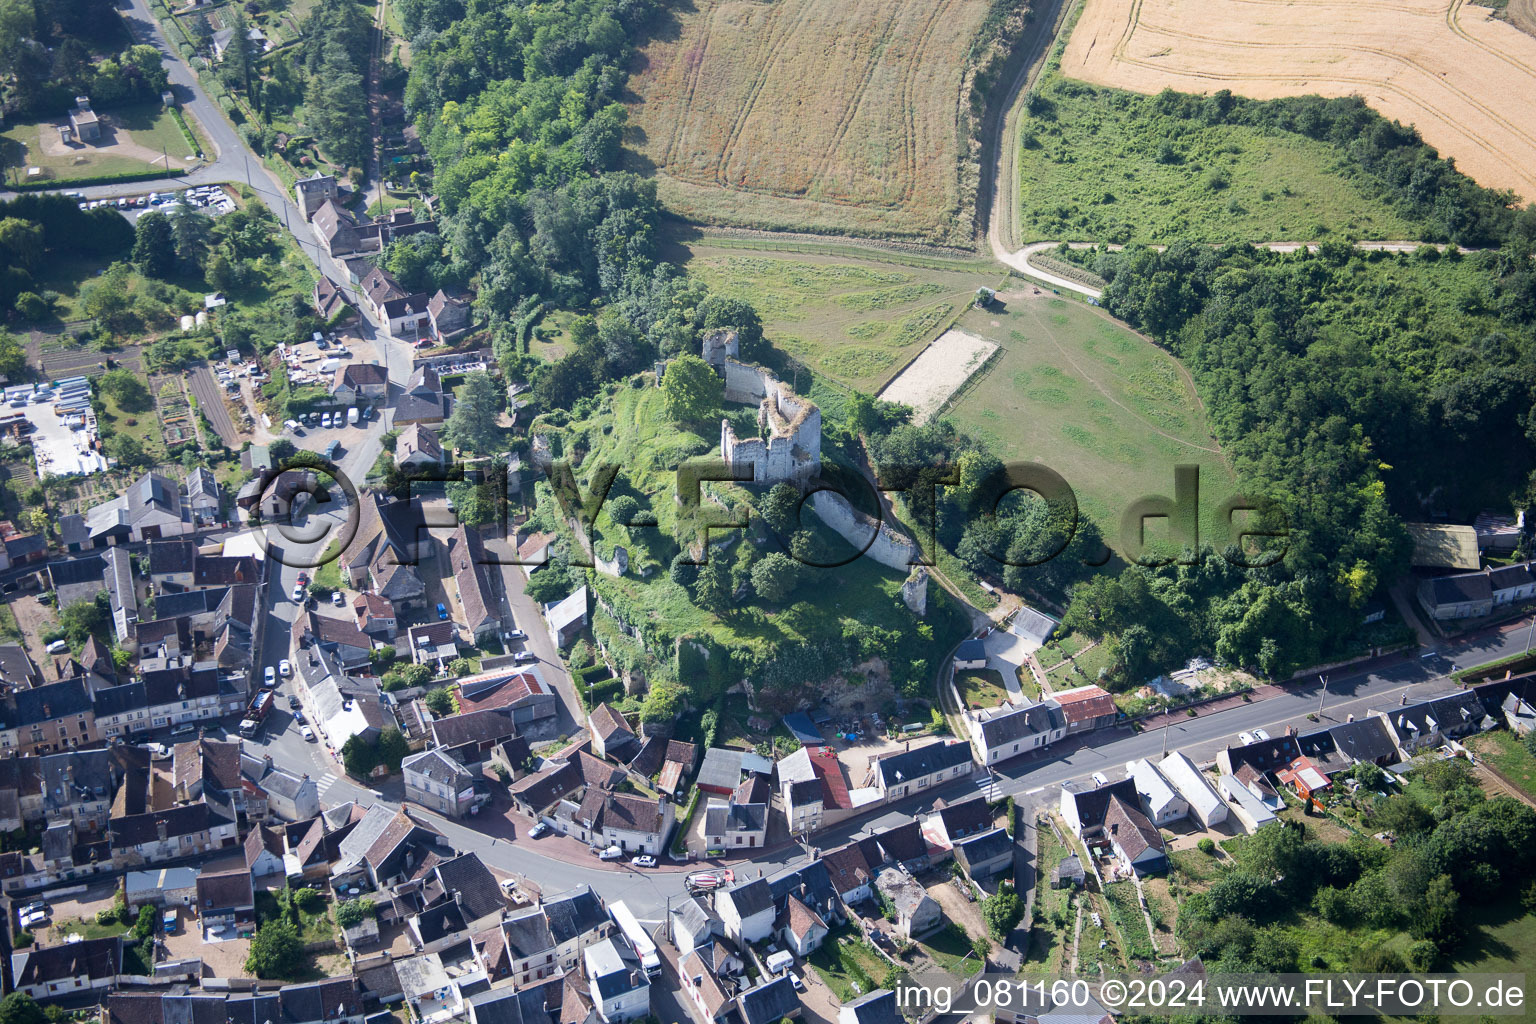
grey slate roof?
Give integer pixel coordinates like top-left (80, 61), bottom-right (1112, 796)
top-left (876, 740), bottom-right (972, 788)
top-left (737, 976), bottom-right (798, 1024)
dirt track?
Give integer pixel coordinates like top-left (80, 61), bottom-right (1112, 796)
top-left (1061, 0), bottom-right (1536, 202)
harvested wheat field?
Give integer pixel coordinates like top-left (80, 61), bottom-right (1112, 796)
top-left (1062, 0), bottom-right (1536, 202)
top-left (628, 0), bottom-right (992, 244)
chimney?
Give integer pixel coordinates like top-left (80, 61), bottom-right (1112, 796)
top-left (156, 819), bottom-right (168, 841)
top-left (265, 754), bottom-right (274, 770)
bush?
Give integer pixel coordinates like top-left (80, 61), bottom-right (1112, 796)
top-left (292, 887), bottom-right (323, 911)
top-left (8, 169), bottom-right (188, 191)
top-left (1197, 837), bottom-right (1216, 855)
top-left (335, 897), bottom-right (376, 929)
top-left (13, 929), bottom-right (32, 947)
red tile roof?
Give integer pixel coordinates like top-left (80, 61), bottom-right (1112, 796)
top-left (810, 746), bottom-right (850, 810)
top-left (1052, 684), bottom-right (1117, 724)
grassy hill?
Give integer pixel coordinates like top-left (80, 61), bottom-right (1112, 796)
top-left (533, 378), bottom-right (969, 705)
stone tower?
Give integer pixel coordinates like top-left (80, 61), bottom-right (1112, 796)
top-left (902, 567), bottom-right (929, 617)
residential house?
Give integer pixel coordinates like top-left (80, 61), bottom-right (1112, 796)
top-left (543, 884), bottom-right (612, 971)
top-left (197, 864), bottom-right (255, 936)
top-left (869, 740), bottom-right (973, 801)
top-left (583, 937), bottom-right (649, 1023)
top-left (589, 703), bottom-right (638, 762)
top-left (314, 275), bottom-right (352, 323)
top-left (185, 467), bottom-right (221, 525)
top-left (0, 679), bottom-right (97, 755)
top-left (410, 620), bottom-right (462, 668)
top-left (736, 977), bottom-right (799, 1024)
top-left (298, 611), bottom-right (376, 672)
top-left (429, 708), bottom-right (518, 766)
top-left (1126, 758), bottom-right (1189, 826)
top-left (953, 638), bottom-right (986, 670)
top-left (335, 362), bottom-right (390, 406)
top-left (83, 472), bottom-right (191, 545)
top-left (590, 793), bottom-right (673, 855)
top-left (340, 494), bottom-right (431, 609)
top-left (10, 936), bottom-right (121, 999)
top-left (779, 893), bottom-right (828, 957)
top-left (1218, 773), bottom-right (1279, 833)
top-left (109, 801), bottom-right (237, 866)
top-left (1050, 684), bottom-right (1118, 733)
top-left (427, 289), bottom-right (471, 343)
top-left (1370, 690), bottom-right (1487, 756)
top-left (702, 796), bottom-right (768, 852)
top-left (403, 747), bottom-right (477, 819)
top-left (104, 547), bottom-right (137, 642)
top-left (669, 897), bottom-right (719, 958)
top-left (448, 526), bottom-right (501, 641)
top-left (840, 991), bottom-right (902, 1024)
top-left (394, 365), bottom-right (447, 425)
top-left (924, 797), bottom-right (994, 851)
top-left (242, 752), bottom-right (321, 821)
top-left (397, 423), bottom-right (445, 471)
top-left (969, 700), bottom-right (1065, 765)
top-left (294, 172), bottom-right (340, 220)
top-left (875, 867), bottom-right (941, 938)
top-left (717, 877), bottom-right (775, 945)
top-left (353, 593), bottom-right (399, 638)
top-left (821, 837), bottom-right (882, 905)
top-left (545, 587), bottom-right (589, 648)
top-left (1155, 751), bottom-right (1227, 828)
top-left (679, 951), bottom-right (734, 1024)
top-left (1216, 732), bottom-right (1302, 778)
top-left (952, 828), bottom-right (1013, 881)
top-left (1059, 778), bottom-right (1166, 875)
top-left (244, 824), bottom-right (285, 877)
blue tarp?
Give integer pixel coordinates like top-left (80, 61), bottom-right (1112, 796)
top-left (782, 711), bottom-right (823, 746)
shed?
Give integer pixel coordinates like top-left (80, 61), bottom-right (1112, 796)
top-left (126, 866), bottom-right (199, 906)
top-left (782, 712), bottom-right (823, 747)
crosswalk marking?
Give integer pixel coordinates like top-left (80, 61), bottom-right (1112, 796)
top-left (314, 772), bottom-right (340, 795)
top-left (975, 776), bottom-right (1004, 800)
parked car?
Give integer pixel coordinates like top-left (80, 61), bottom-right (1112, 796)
top-left (287, 694), bottom-right (301, 710)
top-left (296, 572), bottom-right (309, 585)
top-left (169, 723), bottom-right (196, 737)
top-left (331, 591), bottom-right (345, 607)
top-left (292, 584), bottom-right (305, 602)
top-left (514, 651), bottom-right (537, 664)
top-left (631, 855), bottom-right (656, 868)
top-left (1252, 728), bottom-right (1271, 741)
top-left (788, 973), bottom-right (804, 992)
top-left (507, 629), bottom-right (527, 641)
top-left (300, 724), bottom-right (315, 742)
top-left (529, 821), bottom-right (550, 839)
top-left (1238, 731), bottom-right (1257, 746)
top-left (19, 910), bottom-right (45, 929)
top-left (279, 659), bottom-right (291, 677)
top-left (18, 901), bottom-right (47, 918)
top-left (292, 710), bottom-right (306, 725)
top-left (264, 666), bottom-right (276, 687)
top-left (322, 412), bottom-right (333, 428)
top-left (598, 846), bottom-right (624, 861)
top-left (436, 602), bottom-right (448, 620)
top-left (1091, 772), bottom-right (1109, 787)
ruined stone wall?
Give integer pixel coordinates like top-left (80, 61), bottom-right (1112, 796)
top-left (809, 490), bottom-right (921, 572)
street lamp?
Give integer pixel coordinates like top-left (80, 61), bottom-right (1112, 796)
top-left (1317, 675), bottom-right (1329, 718)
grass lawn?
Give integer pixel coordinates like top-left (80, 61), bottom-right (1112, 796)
top-left (1447, 903), bottom-right (1536, 983)
top-left (314, 539), bottom-right (344, 591)
top-left (917, 921), bottom-right (984, 977)
top-left (945, 293), bottom-right (1235, 552)
top-left (956, 668), bottom-right (1010, 710)
top-left (683, 241), bottom-right (1002, 394)
top-left (809, 927), bottom-right (894, 1000)
top-left (1469, 731), bottom-right (1536, 800)
top-left (47, 917), bottom-right (129, 942)
top-left (1, 103), bottom-right (196, 184)
top-left (98, 391), bottom-right (168, 461)
top-left (1016, 74), bottom-right (1423, 244)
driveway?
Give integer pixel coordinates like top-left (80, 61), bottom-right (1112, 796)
top-left (982, 627), bottom-right (1032, 704)
top-left (188, 366), bottom-right (241, 446)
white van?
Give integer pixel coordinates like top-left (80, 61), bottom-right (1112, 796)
top-left (347, 406), bottom-right (360, 426)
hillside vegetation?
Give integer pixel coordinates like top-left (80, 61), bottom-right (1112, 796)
top-left (522, 379), bottom-right (969, 706)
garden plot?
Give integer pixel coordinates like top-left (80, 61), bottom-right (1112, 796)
top-left (877, 328), bottom-right (996, 424)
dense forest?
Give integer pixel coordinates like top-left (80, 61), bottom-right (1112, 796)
top-left (0, 0), bottom-right (168, 115)
top-left (1047, 235), bottom-right (1536, 676)
top-left (397, 0), bottom-right (766, 411)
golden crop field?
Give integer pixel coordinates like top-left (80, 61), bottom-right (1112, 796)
top-left (627, 0), bottom-right (993, 244)
top-left (1061, 0), bottom-right (1536, 202)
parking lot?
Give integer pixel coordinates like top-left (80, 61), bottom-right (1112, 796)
top-left (73, 184), bottom-right (238, 221)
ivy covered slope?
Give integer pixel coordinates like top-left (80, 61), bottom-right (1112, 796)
top-left (521, 378), bottom-right (970, 712)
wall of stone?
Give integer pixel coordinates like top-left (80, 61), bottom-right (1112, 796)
top-left (809, 490), bottom-right (921, 572)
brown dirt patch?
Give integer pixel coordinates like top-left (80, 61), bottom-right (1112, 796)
top-left (1062, 0), bottom-right (1536, 202)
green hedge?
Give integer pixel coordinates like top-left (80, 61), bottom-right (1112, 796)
top-left (9, 168), bottom-right (187, 190)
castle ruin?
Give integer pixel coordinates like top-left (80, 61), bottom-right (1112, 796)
top-left (719, 364), bottom-right (822, 487)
